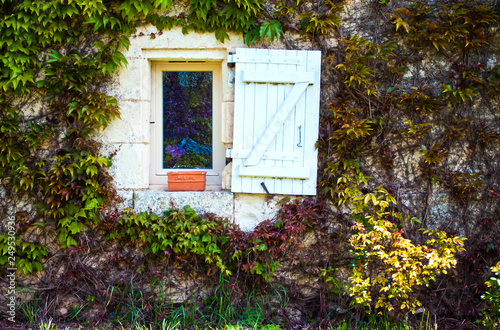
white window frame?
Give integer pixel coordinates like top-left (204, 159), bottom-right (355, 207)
top-left (149, 61), bottom-right (225, 190)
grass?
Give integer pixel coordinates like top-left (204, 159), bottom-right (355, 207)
top-left (34, 312), bottom-right (441, 330)
top-left (16, 280), bottom-right (453, 330)
top-left (37, 318), bottom-right (180, 330)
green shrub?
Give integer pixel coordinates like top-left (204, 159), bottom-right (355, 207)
top-left (106, 205), bottom-right (231, 275)
top-left (481, 261), bottom-right (500, 328)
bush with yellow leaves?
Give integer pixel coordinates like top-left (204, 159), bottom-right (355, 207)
top-left (346, 185), bottom-right (466, 316)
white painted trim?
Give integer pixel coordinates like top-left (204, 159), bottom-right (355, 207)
top-left (228, 149), bottom-right (300, 161)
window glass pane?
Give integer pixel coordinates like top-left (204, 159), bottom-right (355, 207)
top-left (162, 71), bottom-right (213, 169)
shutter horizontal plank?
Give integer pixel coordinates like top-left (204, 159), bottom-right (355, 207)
top-left (229, 54), bottom-right (302, 65)
top-left (242, 71), bottom-right (314, 84)
top-left (237, 165), bottom-right (310, 179)
top-left (228, 150), bottom-right (300, 161)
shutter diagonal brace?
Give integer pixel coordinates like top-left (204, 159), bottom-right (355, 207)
top-left (244, 81), bottom-right (310, 166)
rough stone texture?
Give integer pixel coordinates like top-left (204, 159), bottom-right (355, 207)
top-left (222, 163), bottom-right (232, 190)
top-left (114, 58), bottom-right (145, 101)
top-left (233, 193), bottom-right (297, 231)
top-left (116, 189), bottom-right (134, 210)
top-left (133, 190), bottom-right (234, 219)
top-left (97, 100), bottom-right (150, 143)
top-left (223, 63), bottom-right (236, 102)
top-left (107, 143), bottom-right (149, 189)
top-left (221, 101), bottom-right (234, 146)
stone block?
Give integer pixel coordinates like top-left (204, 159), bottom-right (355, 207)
top-left (116, 58), bottom-right (147, 101)
top-left (222, 64), bottom-right (235, 102)
top-left (222, 163), bottom-right (232, 190)
top-left (116, 190), bottom-right (134, 210)
top-left (233, 193), bottom-right (290, 231)
top-left (221, 101), bottom-right (234, 145)
top-left (140, 59), bottom-right (152, 101)
top-left (122, 26), bottom-right (246, 58)
top-left (133, 190), bottom-right (234, 218)
top-left (108, 143), bottom-right (149, 189)
top-left (97, 100), bottom-right (150, 143)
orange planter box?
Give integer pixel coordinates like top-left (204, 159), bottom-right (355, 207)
top-left (167, 171), bottom-right (206, 191)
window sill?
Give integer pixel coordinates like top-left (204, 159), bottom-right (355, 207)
top-left (122, 190), bottom-right (234, 219)
top-left (148, 184), bottom-right (223, 192)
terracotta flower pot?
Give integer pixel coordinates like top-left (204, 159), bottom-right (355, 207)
top-left (167, 171), bottom-right (206, 191)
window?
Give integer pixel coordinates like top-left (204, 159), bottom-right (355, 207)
top-left (147, 48), bottom-right (321, 195)
top-left (150, 62), bottom-right (224, 189)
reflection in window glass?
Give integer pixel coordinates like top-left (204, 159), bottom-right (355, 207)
top-left (162, 71), bottom-right (212, 169)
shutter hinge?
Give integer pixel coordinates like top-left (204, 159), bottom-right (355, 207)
top-left (226, 149), bottom-right (233, 158)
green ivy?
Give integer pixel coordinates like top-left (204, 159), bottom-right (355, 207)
top-left (481, 262), bottom-right (500, 328)
top-left (0, 0), bottom-right (274, 275)
top-left (105, 205), bottom-right (231, 275)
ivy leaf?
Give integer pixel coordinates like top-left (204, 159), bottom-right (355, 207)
top-left (244, 28), bottom-right (260, 45)
top-left (202, 234), bottom-right (211, 243)
top-left (300, 17), bottom-right (311, 31)
top-left (394, 8), bottom-right (415, 17)
top-left (68, 221), bottom-right (83, 234)
top-left (152, 242), bottom-right (159, 253)
top-left (86, 165), bottom-right (98, 177)
top-left (153, 0), bottom-right (172, 12)
top-left (215, 28), bottom-right (229, 42)
top-left (259, 20), bottom-right (281, 41)
top-left (393, 18), bottom-right (410, 32)
top-left (66, 236), bottom-right (77, 247)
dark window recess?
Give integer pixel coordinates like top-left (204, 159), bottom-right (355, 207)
top-left (162, 71), bottom-right (213, 169)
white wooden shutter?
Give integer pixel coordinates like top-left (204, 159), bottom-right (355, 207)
top-left (229, 48), bottom-right (321, 196)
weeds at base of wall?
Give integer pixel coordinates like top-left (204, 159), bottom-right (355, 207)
top-left (24, 311), bottom-right (446, 330)
top-left (17, 292), bottom-right (446, 330)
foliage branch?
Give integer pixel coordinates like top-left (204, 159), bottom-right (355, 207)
top-left (317, 0), bottom-right (500, 319)
top-left (0, 0), bottom-right (281, 274)
top-left (480, 261), bottom-right (500, 327)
